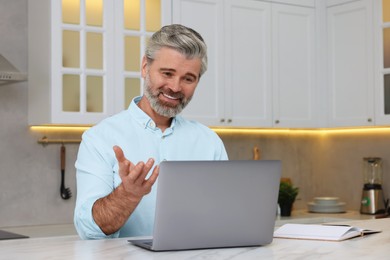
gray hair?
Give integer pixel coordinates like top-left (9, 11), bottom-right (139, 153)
top-left (145, 24), bottom-right (208, 77)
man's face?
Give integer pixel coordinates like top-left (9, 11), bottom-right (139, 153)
top-left (142, 47), bottom-right (202, 118)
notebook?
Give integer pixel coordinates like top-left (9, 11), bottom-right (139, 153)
top-left (128, 160), bottom-right (281, 251)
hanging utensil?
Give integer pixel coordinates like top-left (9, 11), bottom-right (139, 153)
top-left (60, 144), bottom-right (72, 200)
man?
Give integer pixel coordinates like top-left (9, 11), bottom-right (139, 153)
top-left (74, 24), bottom-right (228, 239)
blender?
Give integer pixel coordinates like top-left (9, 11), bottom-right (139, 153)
top-left (360, 157), bottom-right (386, 215)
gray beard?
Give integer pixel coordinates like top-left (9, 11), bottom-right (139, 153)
top-left (143, 74), bottom-right (192, 118)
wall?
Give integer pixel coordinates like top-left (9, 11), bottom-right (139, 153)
top-left (220, 131), bottom-right (390, 211)
top-left (0, 0), bottom-right (389, 229)
top-left (0, 0), bottom-right (77, 227)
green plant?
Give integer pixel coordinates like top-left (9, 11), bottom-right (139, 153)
top-left (278, 181), bottom-right (299, 205)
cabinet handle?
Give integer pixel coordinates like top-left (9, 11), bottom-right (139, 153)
top-left (368, 118), bottom-right (372, 122)
top-left (275, 120), bottom-right (280, 124)
top-left (220, 119), bottom-right (225, 123)
top-left (227, 119), bottom-right (232, 123)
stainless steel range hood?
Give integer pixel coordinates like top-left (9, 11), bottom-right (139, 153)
top-left (0, 54), bottom-right (27, 84)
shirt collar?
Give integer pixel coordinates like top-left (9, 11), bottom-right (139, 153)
top-left (129, 96), bottom-right (176, 132)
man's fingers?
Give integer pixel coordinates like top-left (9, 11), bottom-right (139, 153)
top-left (113, 145), bottom-right (125, 162)
top-left (113, 146), bottom-right (158, 194)
top-left (128, 161), bottom-right (145, 181)
top-left (136, 158), bottom-right (155, 182)
top-left (146, 165), bottom-right (159, 186)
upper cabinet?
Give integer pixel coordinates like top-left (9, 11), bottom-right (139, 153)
top-left (172, 0), bottom-right (226, 126)
top-left (28, 0), bottom-right (388, 128)
top-left (375, 0), bottom-right (390, 125)
top-left (174, 0), bottom-right (317, 128)
top-left (271, 3), bottom-right (317, 128)
top-left (28, 0), bottom-right (171, 125)
top-left (224, 0), bottom-right (273, 127)
top-left (326, 0), bottom-right (375, 127)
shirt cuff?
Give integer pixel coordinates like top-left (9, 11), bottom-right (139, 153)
top-left (74, 197), bottom-right (120, 240)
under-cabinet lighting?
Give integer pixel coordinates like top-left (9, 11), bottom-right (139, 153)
top-left (212, 127), bottom-right (390, 136)
top-left (30, 125), bottom-right (390, 135)
top-left (30, 125), bottom-right (91, 133)
top-left (212, 128), bottom-right (316, 135)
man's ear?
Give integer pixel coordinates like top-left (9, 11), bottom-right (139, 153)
top-left (141, 56), bottom-right (148, 78)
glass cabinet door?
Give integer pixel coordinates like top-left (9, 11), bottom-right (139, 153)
top-left (28, 0), bottom-right (170, 125)
top-left (116, 0), bottom-right (162, 110)
top-left (383, 0), bottom-right (390, 114)
top-left (61, 0), bottom-right (112, 117)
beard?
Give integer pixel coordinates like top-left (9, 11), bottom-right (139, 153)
top-left (143, 74), bottom-right (192, 118)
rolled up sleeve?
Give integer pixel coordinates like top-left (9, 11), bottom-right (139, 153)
top-left (74, 130), bottom-right (119, 240)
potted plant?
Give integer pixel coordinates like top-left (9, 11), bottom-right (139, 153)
top-left (278, 181), bottom-right (299, 216)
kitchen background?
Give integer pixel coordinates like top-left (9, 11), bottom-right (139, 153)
top-left (1, 0), bottom-right (389, 229)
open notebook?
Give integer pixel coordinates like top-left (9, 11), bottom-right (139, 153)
top-left (274, 223), bottom-right (381, 241)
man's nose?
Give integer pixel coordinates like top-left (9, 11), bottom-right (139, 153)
top-left (169, 78), bottom-right (182, 92)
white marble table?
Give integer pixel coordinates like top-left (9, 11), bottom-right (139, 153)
top-left (0, 218), bottom-right (388, 260)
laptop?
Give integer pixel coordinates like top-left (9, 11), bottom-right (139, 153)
top-left (128, 160), bottom-right (281, 251)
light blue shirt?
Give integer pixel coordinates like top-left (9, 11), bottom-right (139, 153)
top-left (74, 96), bottom-right (228, 239)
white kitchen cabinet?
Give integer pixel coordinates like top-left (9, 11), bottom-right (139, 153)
top-left (29, 0), bottom-right (114, 125)
top-left (28, 0), bottom-right (171, 125)
top-left (326, 0), bottom-right (375, 127)
top-left (171, 0), bottom-right (225, 126)
top-left (374, 0), bottom-right (390, 125)
top-left (174, 0), bottom-right (317, 127)
top-left (173, 0), bottom-right (273, 127)
top-left (271, 3), bottom-right (318, 128)
top-left (173, 0), bottom-right (274, 127)
top-left (224, 0), bottom-right (273, 127)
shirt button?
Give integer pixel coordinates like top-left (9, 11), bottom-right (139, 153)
top-left (149, 121), bottom-right (156, 128)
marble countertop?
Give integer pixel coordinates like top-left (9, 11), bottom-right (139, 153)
top-left (0, 218), bottom-right (388, 259)
top-left (0, 210), bottom-right (375, 239)
top-left (275, 209), bottom-right (375, 226)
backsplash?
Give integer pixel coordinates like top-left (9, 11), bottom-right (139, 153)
top-left (0, 0), bottom-right (389, 228)
top-left (219, 131), bottom-right (390, 212)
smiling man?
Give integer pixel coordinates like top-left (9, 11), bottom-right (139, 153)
top-left (74, 24), bottom-right (228, 239)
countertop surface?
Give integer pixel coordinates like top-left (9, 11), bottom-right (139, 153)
top-left (0, 211), bottom-right (386, 259)
top-left (0, 210), bottom-right (375, 238)
top-left (0, 218), bottom-right (388, 259)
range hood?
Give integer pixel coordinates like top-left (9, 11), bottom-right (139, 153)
top-left (0, 54), bottom-right (27, 84)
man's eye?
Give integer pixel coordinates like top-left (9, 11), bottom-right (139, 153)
top-left (184, 76), bottom-right (196, 83)
top-left (162, 72), bottom-right (172, 77)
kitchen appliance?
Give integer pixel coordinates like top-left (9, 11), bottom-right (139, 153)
top-left (360, 157), bottom-right (386, 214)
top-left (0, 54), bottom-right (27, 83)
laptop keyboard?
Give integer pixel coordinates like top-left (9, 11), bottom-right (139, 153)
top-left (142, 241), bottom-right (153, 246)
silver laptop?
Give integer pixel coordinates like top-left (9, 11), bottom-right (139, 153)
top-left (128, 160), bottom-right (281, 251)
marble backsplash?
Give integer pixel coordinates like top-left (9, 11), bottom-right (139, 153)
top-left (219, 130), bottom-right (390, 212)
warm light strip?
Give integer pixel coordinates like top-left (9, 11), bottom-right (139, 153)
top-left (30, 125), bottom-right (92, 132)
top-left (212, 128), bottom-right (310, 135)
top-left (321, 127), bottom-right (390, 134)
top-left (212, 127), bottom-right (390, 135)
top-left (29, 125), bottom-right (390, 135)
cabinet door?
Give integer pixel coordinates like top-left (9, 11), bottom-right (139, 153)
top-left (29, 0), bottom-right (116, 125)
top-left (271, 3), bottom-right (317, 128)
top-left (54, 0), bottom-right (116, 124)
top-left (114, 0), bottom-right (172, 113)
top-left (327, 0), bottom-right (375, 127)
top-left (28, 0), bottom-right (171, 125)
top-left (172, 0), bottom-right (225, 126)
top-left (224, 0), bottom-right (272, 127)
top-left (374, 0), bottom-right (390, 125)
